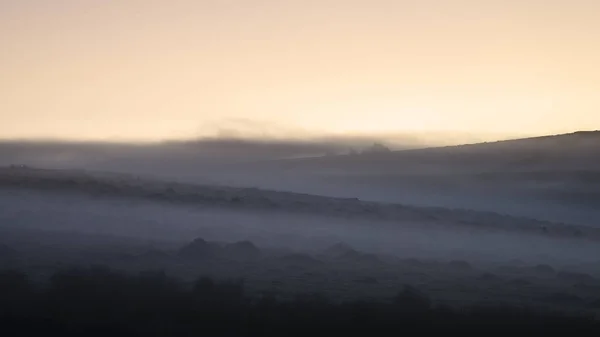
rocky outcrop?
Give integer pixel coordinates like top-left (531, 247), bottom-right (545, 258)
top-left (178, 238), bottom-right (261, 261)
top-left (223, 241), bottom-right (261, 260)
top-left (177, 238), bottom-right (219, 259)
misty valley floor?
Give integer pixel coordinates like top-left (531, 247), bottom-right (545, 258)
top-left (1, 167), bottom-right (600, 333)
top-left (2, 225), bottom-right (600, 318)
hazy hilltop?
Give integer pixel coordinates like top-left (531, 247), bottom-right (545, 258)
top-left (0, 130), bottom-right (533, 171)
top-left (270, 131), bottom-right (600, 174)
top-left (2, 130), bottom-right (597, 174)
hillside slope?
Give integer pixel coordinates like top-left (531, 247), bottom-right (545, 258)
top-left (271, 131), bottom-right (600, 174)
top-left (1, 166), bottom-right (598, 241)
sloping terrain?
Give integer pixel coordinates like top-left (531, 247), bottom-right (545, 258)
top-left (274, 131), bottom-right (600, 173)
top-left (2, 132), bottom-right (599, 225)
top-left (1, 166), bottom-right (597, 241)
top-left (239, 131), bottom-right (600, 225)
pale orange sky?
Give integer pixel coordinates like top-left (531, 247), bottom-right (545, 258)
top-left (1, 0), bottom-right (599, 141)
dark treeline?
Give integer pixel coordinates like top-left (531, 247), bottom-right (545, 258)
top-left (1, 267), bottom-right (599, 336)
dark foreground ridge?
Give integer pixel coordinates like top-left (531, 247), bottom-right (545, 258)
top-left (1, 267), bottom-right (599, 336)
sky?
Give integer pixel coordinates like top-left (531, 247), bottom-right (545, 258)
top-left (1, 0), bottom-right (599, 141)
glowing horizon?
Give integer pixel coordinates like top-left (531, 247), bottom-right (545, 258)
top-left (2, 1), bottom-right (599, 142)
